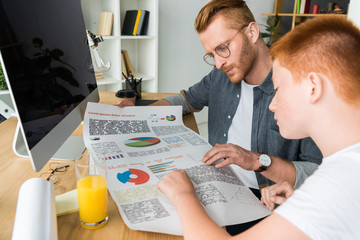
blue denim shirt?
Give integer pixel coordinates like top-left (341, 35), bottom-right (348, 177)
top-left (181, 68), bottom-right (323, 187)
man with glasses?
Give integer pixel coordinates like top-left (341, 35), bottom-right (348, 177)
top-left (119, 0), bottom-right (322, 234)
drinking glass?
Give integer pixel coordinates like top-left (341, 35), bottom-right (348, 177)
top-left (75, 152), bottom-right (108, 229)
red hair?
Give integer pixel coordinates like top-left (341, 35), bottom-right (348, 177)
top-left (194, 0), bottom-right (255, 33)
top-left (270, 16), bottom-right (360, 105)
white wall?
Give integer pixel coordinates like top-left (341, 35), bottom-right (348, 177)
top-left (348, 0), bottom-right (360, 27)
top-left (158, 0), bottom-right (274, 92)
top-left (158, 0), bottom-right (274, 138)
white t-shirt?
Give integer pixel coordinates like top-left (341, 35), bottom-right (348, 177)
top-left (227, 81), bottom-right (259, 189)
top-left (275, 142), bottom-right (360, 239)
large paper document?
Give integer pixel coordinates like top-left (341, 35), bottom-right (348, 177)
top-left (83, 102), bottom-right (270, 235)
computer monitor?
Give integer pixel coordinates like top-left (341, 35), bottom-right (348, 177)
top-left (0, 0), bottom-right (99, 171)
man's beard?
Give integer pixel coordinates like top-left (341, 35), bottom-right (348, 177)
top-left (226, 36), bottom-right (256, 83)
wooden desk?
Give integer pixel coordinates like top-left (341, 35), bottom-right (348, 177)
top-left (0, 92), bottom-right (196, 240)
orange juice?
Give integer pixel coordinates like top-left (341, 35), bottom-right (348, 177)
top-left (77, 175), bottom-right (108, 229)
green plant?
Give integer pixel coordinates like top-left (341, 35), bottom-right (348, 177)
top-left (0, 63), bottom-right (7, 90)
top-left (261, 14), bottom-right (283, 46)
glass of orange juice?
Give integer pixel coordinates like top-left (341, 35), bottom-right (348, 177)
top-left (76, 152), bottom-right (108, 229)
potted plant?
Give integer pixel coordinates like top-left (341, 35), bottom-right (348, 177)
top-left (261, 14), bottom-right (283, 46)
top-left (0, 63), bottom-right (7, 90)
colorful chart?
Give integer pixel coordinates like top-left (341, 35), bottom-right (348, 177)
top-left (124, 137), bottom-right (160, 147)
top-left (104, 154), bottom-right (124, 160)
top-left (148, 161), bottom-right (176, 174)
top-left (117, 169), bottom-right (150, 185)
top-left (166, 115), bottom-right (176, 121)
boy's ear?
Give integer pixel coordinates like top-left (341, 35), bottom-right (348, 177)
top-left (307, 72), bottom-right (323, 104)
top-left (248, 22), bottom-right (259, 44)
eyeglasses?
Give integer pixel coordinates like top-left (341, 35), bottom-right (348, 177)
top-left (203, 24), bottom-right (251, 66)
top-left (40, 162), bottom-right (69, 184)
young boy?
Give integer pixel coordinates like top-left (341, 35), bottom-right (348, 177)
top-left (157, 15), bottom-right (360, 239)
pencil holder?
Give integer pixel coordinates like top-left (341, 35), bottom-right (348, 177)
top-left (126, 80), bottom-right (141, 99)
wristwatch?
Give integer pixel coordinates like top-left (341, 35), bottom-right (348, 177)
top-left (254, 153), bottom-right (272, 172)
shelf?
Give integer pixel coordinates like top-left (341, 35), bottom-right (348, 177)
top-left (261, 0), bottom-right (350, 38)
top-left (132, 72), bottom-right (156, 81)
top-left (81, 0), bottom-right (158, 93)
top-left (120, 35), bottom-right (156, 40)
top-left (96, 72), bottom-right (155, 86)
top-left (262, 13), bottom-right (347, 17)
top-left (96, 77), bottom-right (122, 86)
top-left (0, 90), bottom-right (9, 95)
top-left (101, 36), bottom-right (121, 40)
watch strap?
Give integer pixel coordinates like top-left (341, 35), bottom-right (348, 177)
top-left (254, 165), bottom-right (267, 172)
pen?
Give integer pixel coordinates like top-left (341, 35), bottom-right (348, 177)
top-left (122, 72), bottom-right (128, 79)
top-left (130, 71), bottom-right (134, 82)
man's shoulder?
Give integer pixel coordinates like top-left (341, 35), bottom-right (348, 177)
top-left (208, 68), bottom-right (228, 80)
top-left (207, 68), bottom-right (238, 88)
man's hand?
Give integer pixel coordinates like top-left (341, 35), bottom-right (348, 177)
top-left (260, 182), bottom-right (294, 211)
top-left (201, 143), bottom-right (260, 170)
top-left (117, 100), bottom-right (135, 108)
top-left (157, 169), bottom-right (196, 207)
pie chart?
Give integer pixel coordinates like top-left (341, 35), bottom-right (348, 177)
top-left (166, 115), bottom-right (176, 121)
top-left (124, 137), bottom-right (161, 147)
top-left (117, 169), bottom-right (150, 185)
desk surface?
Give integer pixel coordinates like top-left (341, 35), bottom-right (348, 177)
top-left (0, 92), bottom-right (196, 240)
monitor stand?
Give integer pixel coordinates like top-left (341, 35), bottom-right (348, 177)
top-left (13, 121), bottom-right (85, 161)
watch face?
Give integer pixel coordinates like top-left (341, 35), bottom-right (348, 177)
top-left (259, 154), bottom-right (271, 167)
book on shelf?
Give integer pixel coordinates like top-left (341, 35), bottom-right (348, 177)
top-left (299, 0), bottom-right (311, 14)
top-left (137, 10), bottom-right (150, 35)
top-left (132, 10), bottom-right (142, 35)
top-left (296, 0), bottom-right (301, 14)
top-left (97, 12), bottom-right (113, 36)
top-left (121, 50), bottom-right (135, 77)
top-left (121, 52), bottom-right (128, 79)
top-left (122, 10), bottom-right (138, 35)
top-left (304, 0), bottom-right (311, 14)
top-left (122, 10), bottom-right (150, 36)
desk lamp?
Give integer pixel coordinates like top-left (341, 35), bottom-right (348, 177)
top-left (86, 30), bottom-right (111, 75)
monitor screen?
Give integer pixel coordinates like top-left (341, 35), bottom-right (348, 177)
top-left (0, 0), bottom-right (99, 171)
